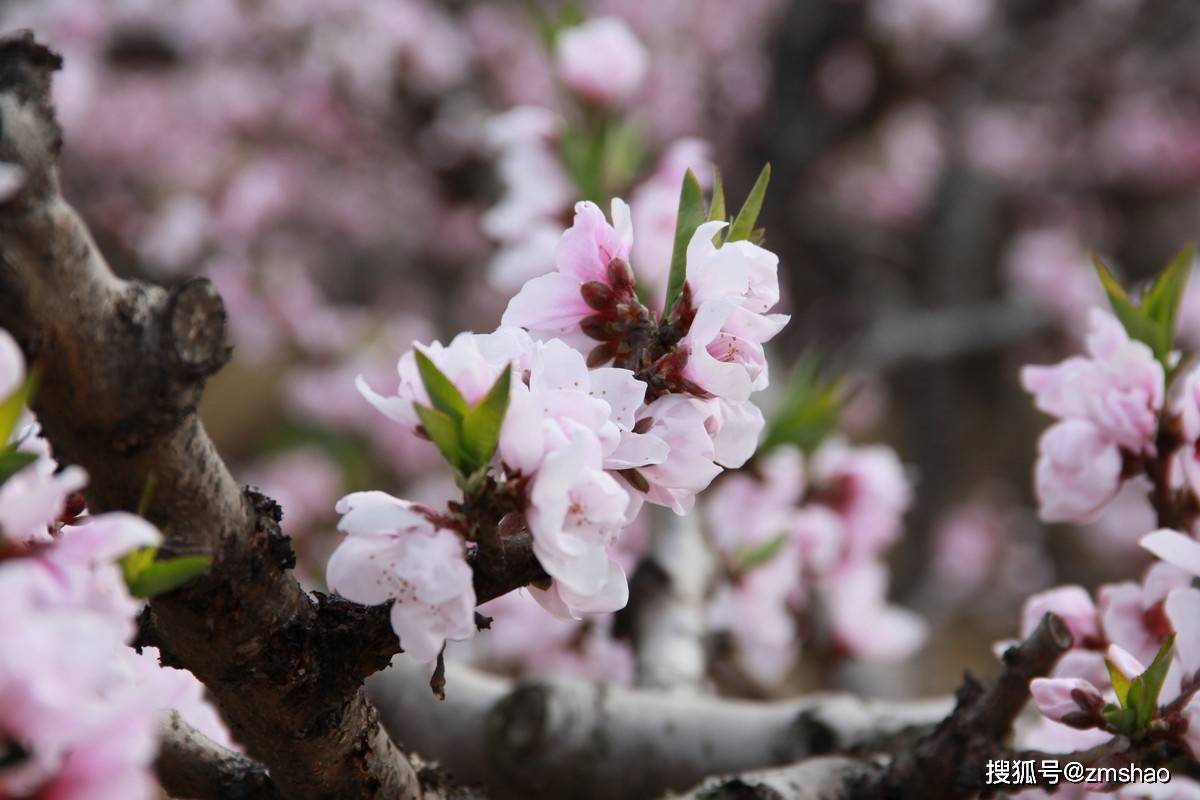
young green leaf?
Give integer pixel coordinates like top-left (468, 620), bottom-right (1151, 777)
top-left (127, 555), bottom-right (212, 598)
top-left (1130, 635), bottom-right (1175, 728)
top-left (761, 356), bottom-right (843, 454)
top-left (414, 350), bottom-right (469, 420)
top-left (1142, 244), bottom-right (1195, 353)
top-left (1105, 656), bottom-right (1132, 708)
top-left (120, 545), bottom-right (158, 587)
top-left (462, 367), bottom-right (512, 469)
top-left (415, 404), bottom-right (468, 474)
top-left (0, 370), bottom-right (38, 446)
top-left (1102, 702), bottom-right (1137, 735)
top-left (0, 447), bottom-right (37, 488)
top-left (726, 163), bottom-right (771, 243)
top-left (708, 169), bottom-right (727, 223)
top-left (663, 169), bottom-right (707, 317)
top-left (1092, 254), bottom-right (1165, 359)
top-left (734, 531), bottom-right (789, 572)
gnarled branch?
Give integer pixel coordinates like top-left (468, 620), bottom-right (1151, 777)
top-left (0, 31), bottom-right (429, 800)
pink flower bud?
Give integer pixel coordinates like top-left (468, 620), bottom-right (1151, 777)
top-left (1030, 677), bottom-right (1103, 728)
top-left (1033, 419), bottom-right (1122, 523)
top-left (555, 18), bottom-right (648, 108)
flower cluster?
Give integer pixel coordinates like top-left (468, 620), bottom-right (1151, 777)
top-left (1022, 308), bottom-right (1165, 524)
top-left (0, 329), bottom-right (232, 799)
top-left (703, 440), bottom-right (925, 685)
top-left (330, 184), bottom-right (788, 660)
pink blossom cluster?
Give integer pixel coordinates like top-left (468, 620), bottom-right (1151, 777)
top-left (1006, 548), bottom-right (1200, 795)
top-left (1021, 309), bottom-right (1165, 524)
top-left (328, 196), bottom-right (788, 660)
top-left (0, 329), bottom-right (233, 798)
top-left (704, 441), bottom-right (925, 685)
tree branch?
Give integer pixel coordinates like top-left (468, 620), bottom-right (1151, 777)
top-left (0, 31), bottom-right (433, 800)
top-left (155, 711), bottom-right (285, 800)
top-left (622, 510), bottom-right (715, 691)
top-left (673, 756), bottom-right (884, 800)
top-left (367, 658), bottom-right (950, 799)
top-left (869, 612), bottom-right (1073, 799)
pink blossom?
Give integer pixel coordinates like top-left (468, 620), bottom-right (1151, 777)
top-left (1098, 562), bottom-right (1190, 665)
top-left (502, 200), bottom-right (634, 347)
top-left (706, 445), bottom-right (805, 554)
top-left (1033, 420), bottom-right (1122, 523)
top-left (1141, 528), bottom-right (1200, 577)
top-left (821, 561), bottom-right (927, 661)
top-left (1021, 585), bottom-right (1100, 645)
top-left (1165, 587), bottom-right (1200, 681)
top-left (132, 647), bottom-right (235, 751)
top-left (525, 431), bottom-right (631, 617)
top-left (809, 438), bottom-right (911, 562)
top-left (555, 17), bottom-right (648, 108)
top-left (1029, 677), bottom-right (1103, 726)
top-left (707, 542), bottom-right (801, 686)
top-left (498, 338), bottom-right (661, 477)
top-left (634, 394), bottom-right (723, 514)
top-left (326, 492), bottom-right (476, 661)
top-left (1021, 308), bottom-right (1164, 453)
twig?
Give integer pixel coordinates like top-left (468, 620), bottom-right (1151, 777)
top-left (155, 711), bottom-right (285, 800)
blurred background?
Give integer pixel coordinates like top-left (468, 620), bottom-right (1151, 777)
top-left (5, 0), bottom-right (1198, 701)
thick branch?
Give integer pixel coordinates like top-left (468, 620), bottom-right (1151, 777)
top-left (368, 658), bottom-right (949, 800)
top-left (156, 711), bottom-right (285, 800)
top-left (0, 32), bottom-right (428, 800)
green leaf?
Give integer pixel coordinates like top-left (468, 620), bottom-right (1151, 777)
top-left (1093, 254), bottom-right (1167, 359)
top-left (0, 447), bottom-right (37, 488)
top-left (137, 474), bottom-right (157, 517)
top-left (1130, 635), bottom-right (1175, 728)
top-left (415, 350), bottom-right (468, 421)
top-left (734, 532), bottom-right (789, 571)
top-left (600, 121), bottom-right (645, 198)
top-left (1142, 244), bottom-right (1195, 355)
top-left (126, 554), bottom-right (211, 598)
top-left (415, 404), bottom-right (468, 474)
top-left (120, 545), bottom-right (158, 586)
top-left (462, 367), bottom-right (512, 469)
top-left (1106, 657), bottom-right (1132, 708)
top-left (761, 355), bottom-right (843, 454)
top-left (1102, 703), bottom-right (1137, 735)
top-left (663, 169), bottom-right (707, 317)
top-left (726, 164), bottom-right (771, 243)
top-left (708, 169), bottom-right (727, 223)
top-left (0, 370), bottom-right (38, 446)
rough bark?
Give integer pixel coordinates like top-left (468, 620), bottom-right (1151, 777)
top-left (0, 31), bottom-right (426, 800)
top-left (867, 612), bottom-right (1074, 799)
top-left (367, 659), bottom-right (950, 800)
